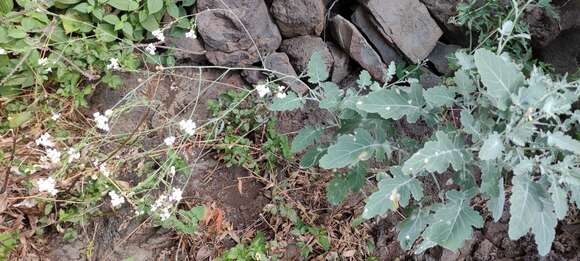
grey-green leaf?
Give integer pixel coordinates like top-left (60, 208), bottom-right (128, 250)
top-left (474, 49), bottom-right (524, 110)
top-left (508, 175), bottom-right (545, 240)
top-left (363, 167), bottom-right (423, 219)
top-left (479, 133), bottom-right (504, 161)
top-left (549, 183), bottom-right (568, 220)
top-left (307, 52), bottom-right (329, 84)
top-left (107, 0), bottom-right (139, 11)
top-left (403, 131), bottom-right (469, 175)
top-left (487, 177), bottom-right (505, 222)
top-left (270, 92), bottom-right (305, 111)
top-left (291, 126), bottom-right (323, 153)
top-left (357, 89), bottom-right (423, 123)
top-left (531, 201), bottom-right (557, 256)
top-left (424, 85), bottom-right (456, 107)
top-left (422, 189), bottom-right (483, 252)
top-left (547, 132), bottom-right (580, 155)
top-left (455, 69), bottom-right (475, 96)
top-left (319, 129), bottom-right (378, 169)
top-left (147, 0), bottom-right (163, 14)
top-left (398, 208), bottom-right (431, 250)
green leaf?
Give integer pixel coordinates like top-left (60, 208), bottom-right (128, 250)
top-left (424, 85), bottom-right (456, 107)
top-left (140, 14), bottom-right (159, 31)
top-left (357, 70), bottom-right (372, 87)
top-left (300, 146), bottom-right (325, 169)
top-left (455, 69), bottom-right (475, 96)
top-left (508, 175), bottom-right (546, 240)
top-left (480, 161), bottom-right (501, 198)
top-left (307, 52), bottom-right (329, 84)
top-left (95, 23), bottom-right (117, 42)
top-left (460, 110), bottom-right (482, 140)
top-left (403, 131), bottom-right (469, 175)
top-left (398, 208), bottom-right (431, 250)
top-left (107, 0), bottom-right (139, 11)
top-left (147, 0), bottom-right (163, 14)
top-left (547, 132), bottom-right (580, 155)
top-left (8, 110), bottom-right (32, 128)
top-left (291, 126), bottom-right (322, 153)
top-left (531, 201), bottom-right (557, 256)
top-left (363, 167), bottom-right (423, 219)
top-left (319, 82), bottom-right (342, 110)
top-left (508, 123), bottom-right (535, 146)
top-left (479, 133), bottom-right (504, 161)
top-left (357, 88), bottom-right (423, 123)
top-left (55, 0), bottom-right (81, 4)
top-left (167, 2), bottom-right (179, 17)
top-left (319, 129), bottom-right (381, 169)
top-left (422, 189), bottom-right (483, 252)
top-left (487, 177), bottom-right (505, 222)
top-left (103, 14), bottom-right (121, 25)
top-left (269, 92), bottom-right (305, 111)
top-left (549, 183), bottom-right (568, 220)
top-left (474, 49), bottom-right (524, 110)
top-left (326, 174), bottom-right (350, 205)
top-left (0, 0), bottom-right (14, 14)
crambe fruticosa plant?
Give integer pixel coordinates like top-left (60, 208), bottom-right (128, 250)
top-left (269, 47), bottom-right (579, 255)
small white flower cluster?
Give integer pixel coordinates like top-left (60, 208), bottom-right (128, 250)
top-left (145, 43), bottom-right (156, 55)
top-left (109, 190), bottom-right (125, 208)
top-left (51, 113), bottom-right (60, 121)
top-left (107, 58), bottom-right (121, 70)
top-left (38, 57), bottom-right (48, 66)
top-left (185, 29), bottom-right (197, 39)
top-left (499, 20), bottom-right (514, 37)
top-left (255, 83), bottom-right (270, 97)
top-left (36, 133), bottom-right (62, 164)
top-left (45, 148), bottom-right (61, 164)
top-left (275, 86), bottom-right (287, 99)
top-left (0, 48), bottom-right (6, 55)
top-left (164, 136), bottom-right (176, 146)
top-left (93, 109), bottom-right (113, 132)
top-left (151, 187), bottom-right (183, 221)
top-left (152, 29), bottom-right (165, 42)
top-left (38, 177), bottom-right (58, 196)
top-left (36, 132), bottom-right (55, 148)
top-left (67, 148), bottom-right (80, 163)
top-left (179, 119), bottom-right (196, 136)
top-left (389, 189), bottom-right (401, 204)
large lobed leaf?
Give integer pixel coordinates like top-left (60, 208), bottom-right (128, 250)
top-left (357, 86), bottom-right (424, 123)
top-left (474, 49), bottom-right (524, 110)
top-left (319, 128), bottom-right (387, 169)
top-left (403, 131), bottom-right (469, 175)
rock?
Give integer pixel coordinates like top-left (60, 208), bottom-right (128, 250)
top-left (270, 0), bottom-right (325, 38)
top-left (196, 0), bottom-right (281, 66)
top-left (538, 28), bottom-right (580, 75)
top-left (167, 35), bottom-right (207, 63)
top-left (419, 0), bottom-right (467, 45)
top-left (241, 69), bottom-right (266, 85)
top-left (327, 43), bottom-right (351, 83)
top-left (263, 52), bottom-right (309, 95)
top-left (330, 15), bottom-right (389, 82)
top-left (351, 7), bottom-right (403, 65)
top-left (279, 36), bottom-right (333, 75)
top-left (420, 68), bottom-right (442, 88)
top-left (362, 0), bottom-right (443, 62)
top-left (427, 42), bottom-right (461, 75)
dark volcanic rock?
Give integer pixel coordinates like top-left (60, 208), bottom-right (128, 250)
top-left (420, 0), bottom-right (467, 45)
top-left (362, 0), bottom-right (442, 62)
top-left (279, 36), bottom-right (333, 75)
top-left (427, 42), bottom-right (461, 75)
top-left (538, 28), bottom-right (580, 75)
top-left (351, 7), bottom-right (403, 66)
top-left (271, 0), bottom-right (325, 38)
top-left (327, 42), bottom-right (351, 84)
top-left (168, 35), bottom-right (207, 63)
top-left (196, 0), bottom-right (281, 66)
top-left (330, 15), bottom-right (389, 82)
top-left (264, 52), bottom-right (309, 95)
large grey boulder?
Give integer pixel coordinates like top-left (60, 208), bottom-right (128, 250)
top-left (279, 36), bottom-right (333, 75)
top-left (196, 0), bottom-right (282, 66)
top-left (330, 15), bottom-right (389, 82)
top-left (271, 0), bottom-right (325, 38)
top-left (351, 7), bottom-right (403, 66)
top-left (361, 0), bottom-right (443, 62)
top-left (263, 52), bottom-right (309, 95)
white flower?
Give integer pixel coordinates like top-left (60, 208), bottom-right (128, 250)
top-left (51, 113), bottom-right (60, 121)
top-left (169, 166), bottom-right (176, 176)
top-left (389, 190), bottom-right (401, 203)
top-left (169, 187), bottom-right (183, 202)
top-left (499, 20), bottom-right (514, 36)
top-left (255, 83), bottom-right (270, 97)
top-left (46, 148), bottom-right (61, 164)
top-left (104, 109), bottom-right (113, 117)
top-left (38, 177), bottom-right (58, 196)
top-left (93, 111), bottom-right (110, 132)
top-left (145, 43), bottom-right (156, 55)
top-left (179, 119), bottom-right (197, 136)
top-left (67, 148), bottom-right (80, 163)
top-left (151, 194), bottom-right (168, 212)
top-left (164, 136), bottom-right (176, 146)
top-left (36, 133), bottom-right (55, 148)
top-left (99, 163), bottom-right (111, 177)
top-left (159, 206), bottom-right (171, 221)
top-left (0, 48), bottom-right (6, 55)
top-left (276, 92), bottom-right (287, 99)
top-left (38, 57), bottom-right (48, 66)
top-left (45, 67), bottom-right (52, 73)
top-left (152, 29), bottom-right (165, 42)
top-left (185, 29), bottom-right (197, 39)
top-left (109, 190), bottom-right (125, 208)
top-left (106, 58), bottom-right (120, 70)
